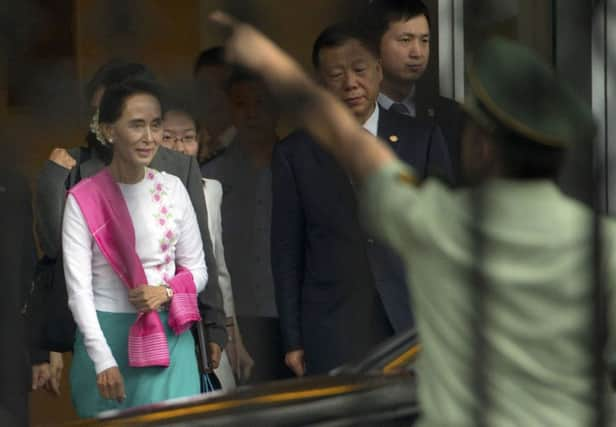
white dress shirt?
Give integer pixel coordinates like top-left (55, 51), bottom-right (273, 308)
top-left (363, 103), bottom-right (380, 136)
top-left (62, 168), bottom-right (207, 374)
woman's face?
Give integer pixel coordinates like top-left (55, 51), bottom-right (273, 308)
top-left (103, 93), bottom-right (162, 169)
top-left (162, 110), bottom-right (200, 157)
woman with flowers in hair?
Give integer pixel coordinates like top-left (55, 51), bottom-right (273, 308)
top-left (33, 60), bottom-right (226, 402)
top-left (62, 79), bottom-right (206, 416)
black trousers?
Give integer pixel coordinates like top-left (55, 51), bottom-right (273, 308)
top-left (236, 316), bottom-right (294, 384)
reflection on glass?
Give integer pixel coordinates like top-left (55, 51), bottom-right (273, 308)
top-left (464, 0), bottom-right (555, 93)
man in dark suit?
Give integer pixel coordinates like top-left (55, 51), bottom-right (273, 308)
top-left (0, 165), bottom-right (35, 427)
top-left (272, 23), bottom-right (452, 376)
top-left (362, 0), bottom-right (466, 182)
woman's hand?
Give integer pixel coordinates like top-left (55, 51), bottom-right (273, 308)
top-left (43, 352), bottom-right (64, 396)
top-left (206, 342), bottom-right (222, 371)
top-left (128, 285), bottom-right (170, 313)
top-left (96, 366), bottom-right (126, 403)
top-left (226, 324), bottom-right (254, 382)
top-left (32, 362), bottom-right (51, 391)
top-left (49, 148), bottom-right (76, 170)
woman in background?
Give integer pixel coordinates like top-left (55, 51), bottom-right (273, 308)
top-left (162, 101), bottom-right (253, 388)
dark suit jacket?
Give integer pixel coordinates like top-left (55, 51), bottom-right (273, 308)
top-left (415, 86), bottom-right (466, 183)
top-left (271, 106), bottom-right (452, 374)
top-left (33, 140), bottom-right (227, 350)
top-left (0, 168), bottom-right (35, 426)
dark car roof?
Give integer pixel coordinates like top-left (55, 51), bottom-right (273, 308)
top-left (60, 331), bottom-right (420, 427)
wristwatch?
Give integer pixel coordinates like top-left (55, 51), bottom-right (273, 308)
top-left (162, 284), bottom-right (174, 301)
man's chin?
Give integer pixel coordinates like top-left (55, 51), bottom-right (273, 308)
top-left (347, 101), bottom-right (369, 114)
top-left (394, 70), bottom-right (424, 84)
top-left (405, 70), bottom-right (425, 81)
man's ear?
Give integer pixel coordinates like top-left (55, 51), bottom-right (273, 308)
top-left (375, 59), bottom-right (383, 84)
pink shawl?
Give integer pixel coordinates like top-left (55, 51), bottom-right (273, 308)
top-left (68, 168), bottom-right (201, 368)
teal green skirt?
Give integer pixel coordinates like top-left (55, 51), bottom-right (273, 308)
top-left (71, 311), bottom-right (200, 418)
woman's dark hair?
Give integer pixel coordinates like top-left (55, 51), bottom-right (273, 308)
top-left (85, 60), bottom-right (156, 104)
top-left (98, 79), bottom-right (165, 124)
top-left (163, 95), bottom-right (201, 133)
top-left (497, 131), bottom-right (566, 180)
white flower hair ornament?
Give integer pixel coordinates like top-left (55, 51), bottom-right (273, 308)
top-left (89, 109), bottom-right (108, 145)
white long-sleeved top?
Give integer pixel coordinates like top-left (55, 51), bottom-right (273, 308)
top-left (62, 168), bottom-right (207, 374)
top-left (202, 178), bottom-right (235, 317)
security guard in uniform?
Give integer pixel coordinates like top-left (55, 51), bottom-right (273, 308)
top-left (359, 38), bottom-right (607, 426)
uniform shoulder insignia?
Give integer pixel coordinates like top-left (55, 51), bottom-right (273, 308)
top-left (389, 135), bottom-right (399, 143)
top-left (397, 171), bottom-right (417, 186)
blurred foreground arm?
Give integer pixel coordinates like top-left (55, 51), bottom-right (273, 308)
top-left (211, 12), bottom-right (422, 259)
top-left (210, 11), bottom-right (397, 182)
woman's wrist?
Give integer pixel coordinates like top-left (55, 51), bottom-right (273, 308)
top-left (161, 284), bottom-right (174, 303)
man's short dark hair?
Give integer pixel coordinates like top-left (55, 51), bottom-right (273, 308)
top-left (85, 60), bottom-right (156, 104)
top-left (311, 22), bottom-right (379, 69)
top-left (358, 0), bottom-right (431, 47)
top-left (193, 46), bottom-right (225, 76)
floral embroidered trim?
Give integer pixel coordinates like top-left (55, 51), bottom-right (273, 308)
top-left (89, 109), bottom-right (107, 145)
top-left (148, 170), bottom-right (177, 277)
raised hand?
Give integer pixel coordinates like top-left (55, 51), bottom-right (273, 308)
top-left (209, 11), bottom-right (306, 89)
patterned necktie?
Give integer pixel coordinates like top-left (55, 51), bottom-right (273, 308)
top-left (389, 102), bottom-right (411, 116)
